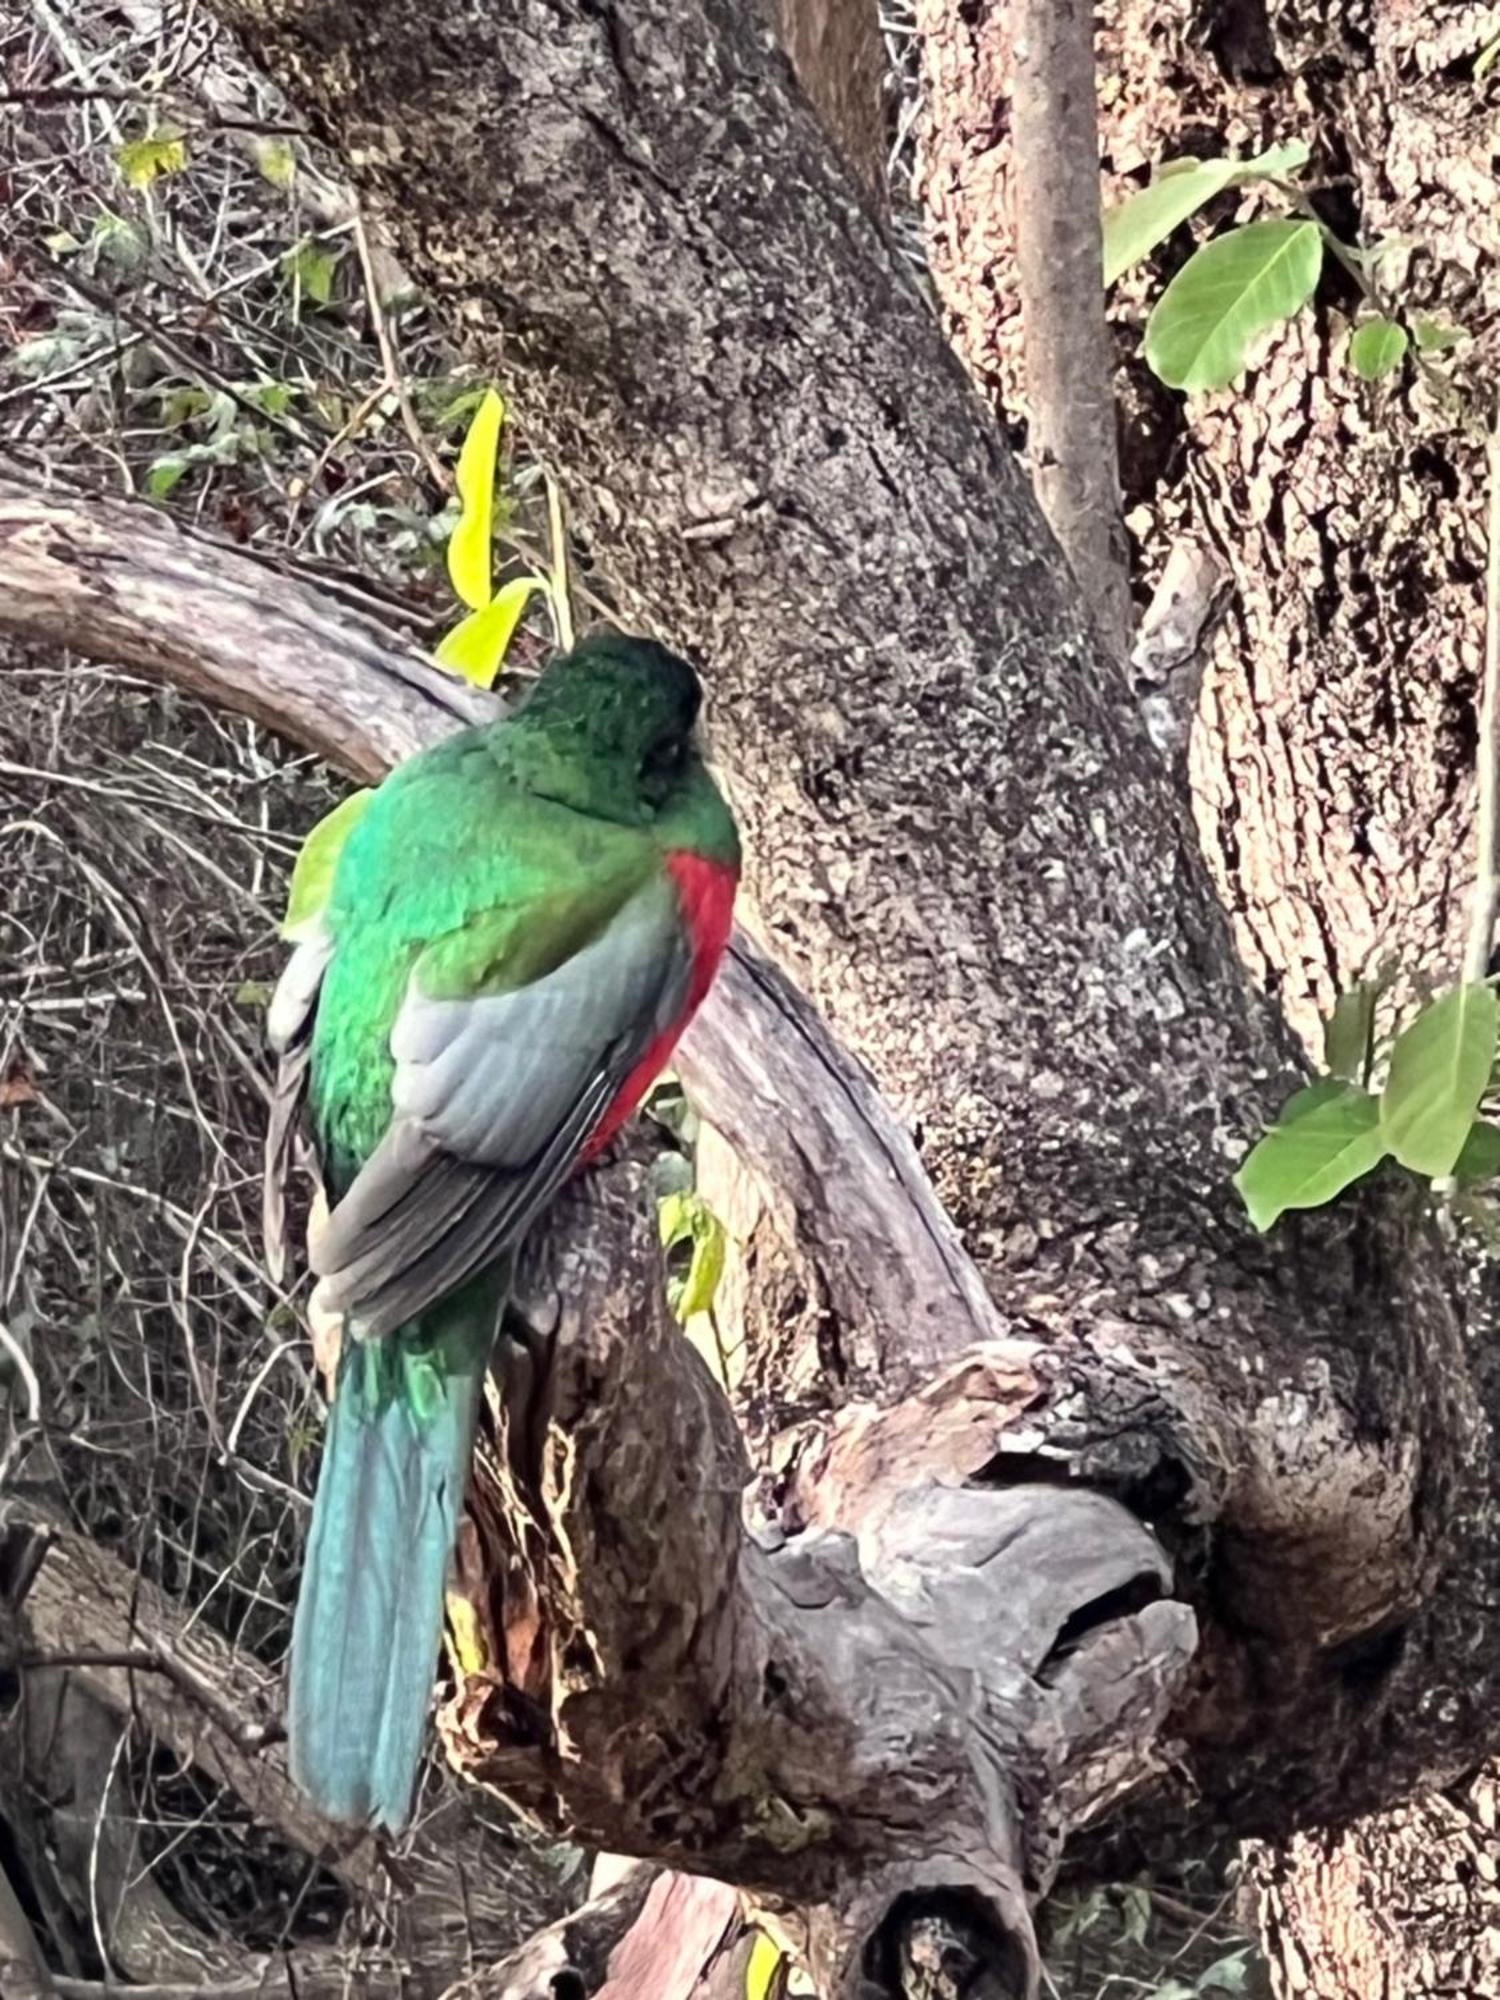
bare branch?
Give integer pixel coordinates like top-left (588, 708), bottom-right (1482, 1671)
top-left (0, 1497), bottom-right (564, 1981)
top-left (1010, 0), bottom-right (1133, 659)
top-left (432, 1153), bottom-right (1194, 1997)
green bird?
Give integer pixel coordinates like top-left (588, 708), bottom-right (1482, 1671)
top-left (263, 632), bottom-right (740, 1830)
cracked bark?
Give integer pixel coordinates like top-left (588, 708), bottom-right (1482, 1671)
top-left (915, 0), bottom-right (1500, 1978)
top-left (2, 0), bottom-right (1498, 1984)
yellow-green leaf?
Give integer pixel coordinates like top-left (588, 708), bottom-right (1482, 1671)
top-left (1102, 140), bottom-right (1310, 289)
top-left (1412, 315), bottom-right (1468, 353)
top-left (1381, 984), bottom-right (1500, 1176)
top-left (1348, 315), bottom-right (1408, 382)
top-left (1144, 219), bottom-right (1324, 392)
top-left (253, 136), bottom-right (297, 188)
top-left (434, 576), bottom-right (544, 688)
top-left (282, 239), bottom-right (342, 308)
top-left (282, 790), bottom-right (374, 940)
top-left (116, 131), bottom-right (187, 189)
top-left (1234, 1084), bottom-right (1386, 1232)
top-left (745, 1932), bottom-right (784, 2000)
top-left (658, 1188), bottom-right (728, 1322)
top-left (444, 1591), bottom-right (488, 1677)
top-left (446, 387), bottom-right (505, 611)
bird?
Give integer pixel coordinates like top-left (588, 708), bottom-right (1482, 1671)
top-left (262, 630), bottom-right (740, 1831)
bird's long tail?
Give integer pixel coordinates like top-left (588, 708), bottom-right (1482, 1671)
top-left (288, 1283), bottom-right (497, 1830)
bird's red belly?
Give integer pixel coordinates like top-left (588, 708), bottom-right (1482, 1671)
top-left (580, 849), bottom-right (738, 1160)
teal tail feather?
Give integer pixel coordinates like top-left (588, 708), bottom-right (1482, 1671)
top-left (288, 1287), bottom-right (495, 1830)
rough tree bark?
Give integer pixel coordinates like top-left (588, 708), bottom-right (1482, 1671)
top-left (913, 0), bottom-right (1500, 1984)
top-left (4, 0), bottom-right (1500, 1989)
top-left (770, 0), bottom-right (886, 200)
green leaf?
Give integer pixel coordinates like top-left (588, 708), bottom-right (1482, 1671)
top-left (1279, 1076), bottom-right (1352, 1123)
top-left (446, 388), bottom-right (506, 611)
top-left (1348, 315), bottom-right (1409, 381)
top-left (1118, 1883), bottom-right (1151, 1948)
top-left (233, 979), bottom-right (273, 1008)
top-left (1324, 983), bottom-right (1376, 1083)
top-left (1144, 218), bottom-right (1324, 392)
top-left (1234, 1084), bottom-right (1387, 1232)
top-left (243, 379), bottom-right (294, 417)
top-left (745, 1932), bottom-right (783, 2000)
top-left (1101, 139), bottom-right (1310, 288)
top-left (90, 209), bottom-right (147, 272)
top-left (434, 575), bottom-right (543, 687)
top-left (116, 130), bottom-right (187, 189)
top-left (1412, 314), bottom-right (1468, 353)
top-left (1455, 1122), bottom-right (1500, 1186)
top-left (253, 136), bottom-right (297, 187)
top-left (282, 789), bottom-right (374, 940)
top-left (1381, 984), bottom-right (1500, 1176)
top-left (658, 1190), bottom-right (728, 1322)
top-left (146, 455), bottom-right (190, 499)
top-left (1196, 1949), bottom-right (1252, 1995)
top-left (424, 383), bottom-right (491, 435)
top-left (282, 238), bottom-right (342, 308)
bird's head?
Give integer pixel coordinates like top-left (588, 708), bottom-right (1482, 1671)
top-left (509, 629), bottom-right (710, 820)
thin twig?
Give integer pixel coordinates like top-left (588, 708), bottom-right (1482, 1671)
top-left (0, 83), bottom-right (305, 133)
top-left (545, 470), bottom-right (575, 650)
top-left (1464, 402), bottom-right (1500, 985)
top-left (354, 209), bottom-right (448, 491)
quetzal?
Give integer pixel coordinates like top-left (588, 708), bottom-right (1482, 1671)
top-left (263, 632), bottom-right (739, 1831)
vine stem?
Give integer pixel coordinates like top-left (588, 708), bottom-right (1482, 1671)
top-left (1463, 402), bottom-right (1500, 986)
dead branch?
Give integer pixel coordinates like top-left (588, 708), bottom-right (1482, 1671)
top-left (429, 1153), bottom-right (1195, 1995)
top-left (440, 1863), bottom-right (745, 2000)
top-left (0, 1496), bottom-right (564, 1987)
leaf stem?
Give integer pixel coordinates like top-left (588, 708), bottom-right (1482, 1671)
top-left (546, 472), bottom-right (575, 652)
top-left (1464, 401), bottom-right (1500, 986)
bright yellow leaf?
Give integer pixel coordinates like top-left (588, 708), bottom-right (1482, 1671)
top-left (116, 131), bottom-right (188, 189)
top-left (446, 387), bottom-right (505, 611)
top-left (745, 1932), bottom-right (784, 2000)
top-left (445, 1591), bottom-right (487, 1676)
top-left (435, 575), bottom-right (544, 687)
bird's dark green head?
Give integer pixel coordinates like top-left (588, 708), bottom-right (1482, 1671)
top-left (515, 631), bottom-right (701, 796)
top-left (503, 631), bottom-right (734, 857)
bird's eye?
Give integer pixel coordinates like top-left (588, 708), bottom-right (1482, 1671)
top-left (643, 735), bottom-right (687, 783)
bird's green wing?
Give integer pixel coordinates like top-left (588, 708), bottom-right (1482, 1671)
top-left (309, 868), bottom-right (690, 1340)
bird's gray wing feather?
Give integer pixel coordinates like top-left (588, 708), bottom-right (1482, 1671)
top-left (311, 878), bottom-right (689, 1339)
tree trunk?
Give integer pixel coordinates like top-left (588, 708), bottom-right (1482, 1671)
top-left (7, 0), bottom-right (1500, 1984)
top-left (771, 0), bottom-right (887, 199)
top-left (1247, 1762), bottom-right (1500, 1998)
top-left (916, 0), bottom-right (1499, 1048)
top-left (913, 0), bottom-right (1500, 1980)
